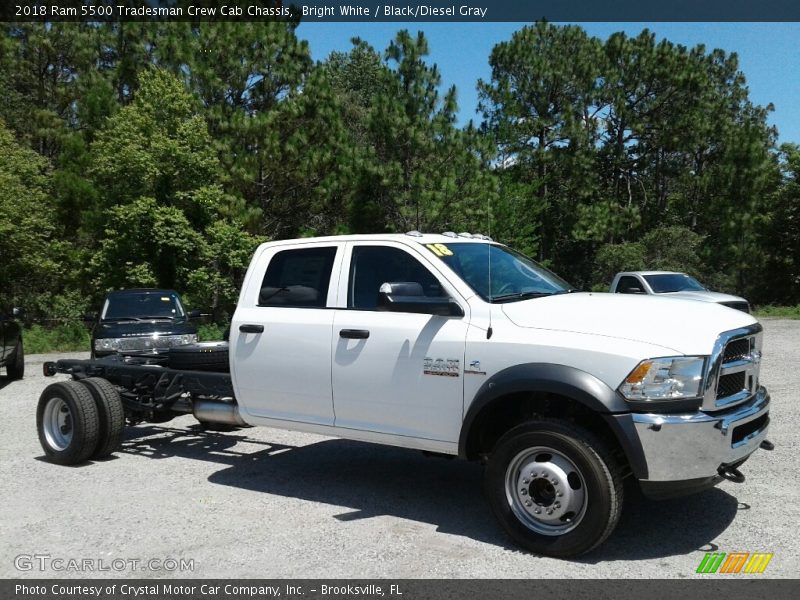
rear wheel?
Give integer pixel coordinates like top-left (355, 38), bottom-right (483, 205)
top-left (484, 419), bottom-right (623, 557)
top-left (37, 381), bottom-right (99, 465)
top-left (6, 339), bottom-right (24, 380)
top-left (78, 377), bottom-right (125, 459)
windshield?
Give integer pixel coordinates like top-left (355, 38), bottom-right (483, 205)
top-left (425, 242), bottom-right (573, 302)
top-left (643, 274), bottom-right (706, 293)
top-left (102, 292), bottom-right (185, 321)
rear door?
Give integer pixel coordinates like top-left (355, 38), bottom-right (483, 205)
top-left (331, 242), bottom-right (469, 442)
top-left (231, 243), bottom-right (344, 425)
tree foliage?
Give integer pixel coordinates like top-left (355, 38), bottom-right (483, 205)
top-left (0, 21), bottom-right (795, 322)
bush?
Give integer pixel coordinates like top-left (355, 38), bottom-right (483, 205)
top-left (24, 323), bottom-right (91, 354)
top-left (197, 322), bottom-right (227, 341)
top-left (753, 305), bottom-right (800, 319)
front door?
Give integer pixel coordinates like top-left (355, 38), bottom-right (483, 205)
top-left (331, 243), bottom-right (469, 442)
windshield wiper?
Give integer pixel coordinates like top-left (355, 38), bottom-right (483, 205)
top-left (491, 291), bottom-right (554, 303)
top-left (139, 315), bottom-right (175, 320)
top-left (491, 289), bottom-right (579, 303)
top-left (104, 316), bottom-right (145, 322)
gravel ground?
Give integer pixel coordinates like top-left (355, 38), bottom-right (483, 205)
top-left (1, 320), bottom-right (798, 579)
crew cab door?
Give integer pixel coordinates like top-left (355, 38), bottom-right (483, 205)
top-left (331, 242), bottom-right (469, 442)
top-left (230, 243), bottom-right (344, 425)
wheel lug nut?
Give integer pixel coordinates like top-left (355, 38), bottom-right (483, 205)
top-left (520, 489), bottom-right (527, 496)
top-left (557, 492), bottom-right (563, 497)
top-left (525, 500), bottom-right (532, 507)
top-left (534, 509), bottom-right (541, 514)
top-left (522, 478), bottom-right (529, 484)
top-left (552, 480), bottom-right (558, 485)
top-left (546, 509), bottom-right (553, 515)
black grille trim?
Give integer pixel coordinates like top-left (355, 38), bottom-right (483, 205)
top-left (720, 301), bottom-right (750, 313)
top-left (731, 413), bottom-right (769, 446)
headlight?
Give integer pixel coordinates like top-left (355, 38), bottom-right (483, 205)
top-left (94, 338), bottom-right (120, 351)
top-left (618, 356), bottom-right (706, 402)
top-left (180, 334), bottom-right (198, 346)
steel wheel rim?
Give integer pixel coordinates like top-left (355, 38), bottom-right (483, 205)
top-left (504, 446), bottom-right (588, 536)
top-left (43, 397), bottom-right (73, 451)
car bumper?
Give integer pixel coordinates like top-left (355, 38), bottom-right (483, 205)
top-left (632, 386), bottom-right (770, 498)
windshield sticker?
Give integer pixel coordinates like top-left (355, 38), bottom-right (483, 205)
top-left (160, 297), bottom-right (170, 302)
top-left (425, 243), bottom-right (454, 257)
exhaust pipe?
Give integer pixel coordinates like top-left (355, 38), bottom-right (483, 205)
top-left (193, 399), bottom-right (246, 426)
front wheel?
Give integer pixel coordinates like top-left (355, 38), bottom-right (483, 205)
top-left (484, 420), bottom-right (624, 557)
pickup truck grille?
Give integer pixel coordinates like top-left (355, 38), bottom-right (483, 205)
top-left (720, 301), bottom-right (750, 313)
top-left (702, 324), bottom-right (762, 411)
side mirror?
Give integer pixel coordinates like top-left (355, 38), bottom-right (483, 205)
top-left (187, 309), bottom-right (202, 319)
top-left (11, 307), bottom-right (24, 318)
top-left (81, 313), bottom-right (97, 323)
top-left (377, 282), bottom-right (464, 317)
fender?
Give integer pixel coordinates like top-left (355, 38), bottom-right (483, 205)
top-left (458, 363), bottom-right (648, 478)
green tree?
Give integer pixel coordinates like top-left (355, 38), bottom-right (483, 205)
top-left (0, 120), bottom-right (57, 309)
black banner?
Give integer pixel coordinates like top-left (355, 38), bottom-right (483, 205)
top-left (5, 580), bottom-right (800, 600)
top-left (3, 0), bottom-right (800, 22)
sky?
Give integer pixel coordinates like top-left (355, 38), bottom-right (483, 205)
top-left (296, 22), bottom-right (800, 144)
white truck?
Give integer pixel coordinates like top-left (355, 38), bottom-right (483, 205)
top-left (37, 232), bottom-right (773, 558)
top-left (610, 271), bottom-right (751, 313)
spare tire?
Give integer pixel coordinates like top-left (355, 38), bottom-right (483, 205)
top-left (168, 342), bottom-right (230, 372)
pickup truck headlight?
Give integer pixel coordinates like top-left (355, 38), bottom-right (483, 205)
top-left (94, 338), bottom-right (121, 351)
top-left (618, 357), bottom-right (706, 402)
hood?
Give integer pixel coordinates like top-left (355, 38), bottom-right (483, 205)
top-left (658, 290), bottom-right (748, 304)
top-left (97, 319), bottom-right (196, 338)
top-left (501, 292), bottom-right (756, 355)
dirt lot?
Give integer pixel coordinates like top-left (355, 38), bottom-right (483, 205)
top-left (1, 319), bottom-right (798, 578)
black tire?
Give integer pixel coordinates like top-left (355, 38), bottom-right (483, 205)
top-left (37, 381), bottom-right (100, 465)
top-left (167, 342), bottom-right (229, 372)
top-left (484, 419), bottom-right (624, 558)
top-left (6, 339), bottom-right (24, 380)
top-left (78, 377), bottom-right (125, 459)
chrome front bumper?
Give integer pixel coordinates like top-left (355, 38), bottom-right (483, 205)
top-left (632, 386), bottom-right (770, 482)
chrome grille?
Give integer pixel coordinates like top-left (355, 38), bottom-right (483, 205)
top-left (702, 323), bottom-right (762, 411)
top-left (723, 338), bottom-right (751, 362)
top-left (717, 372), bottom-right (746, 399)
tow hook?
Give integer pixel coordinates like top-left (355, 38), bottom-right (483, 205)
top-left (718, 465), bottom-right (746, 484)
top-left (760, 439), bottom-right (775, 451)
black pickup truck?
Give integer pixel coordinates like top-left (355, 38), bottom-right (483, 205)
top-left (0, 306), bottom-right (24, 379)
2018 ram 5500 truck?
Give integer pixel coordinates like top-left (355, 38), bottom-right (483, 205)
top-left (37, 233), bottom-right (773, 557)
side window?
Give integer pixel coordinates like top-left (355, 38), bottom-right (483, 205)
top-left (617, 276), bottom-right (643, 294)
top-left (349, 246), bottom-right (445, 310)
top-left (258, 247), bottom-right (337, 308)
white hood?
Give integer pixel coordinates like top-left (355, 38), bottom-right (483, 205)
top-left (659, 290), bottom-right (747, 304)
top-left (501, 292), bottom-right (757, 355)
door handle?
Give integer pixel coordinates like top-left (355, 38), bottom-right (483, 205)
top-left (339, 329), bottom-right (369, 339)
top-left (239, 324), bottom-right (264, 334)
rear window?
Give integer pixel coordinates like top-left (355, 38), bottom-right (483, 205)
top-left (258, 247), bottom-right (337, 308)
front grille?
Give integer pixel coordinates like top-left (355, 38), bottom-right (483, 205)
top-left (717, 371), bottom-right (746, 399)
top-left (723, 338), bottom-right (751, 362)
top-left (720, 301), bottom-right (750, 313)
top-left (731, 413), bottom-right (769, 446)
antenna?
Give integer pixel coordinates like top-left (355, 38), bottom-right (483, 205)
top-left (486, 234), bottom-right (493, 340)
